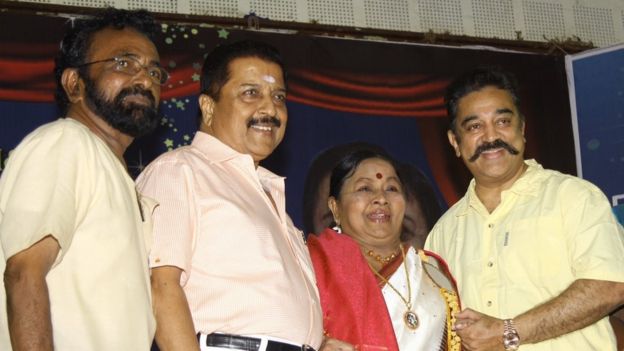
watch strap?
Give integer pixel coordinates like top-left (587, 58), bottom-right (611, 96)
top-left (503, 319), bottom-right (520, 350)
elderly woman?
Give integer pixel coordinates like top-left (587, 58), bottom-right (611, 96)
top-left (308, 149), bottom-right (460, 351)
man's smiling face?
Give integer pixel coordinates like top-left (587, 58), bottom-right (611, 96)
top-left (201, 56), bottom-right (287, 165)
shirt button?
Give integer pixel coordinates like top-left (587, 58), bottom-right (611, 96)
top-left (487, 301), bottom-right (492, 307)
top-left (487, 261), bottom-right (494, 267)
top-left (488, 223), bottom-right (494, 228)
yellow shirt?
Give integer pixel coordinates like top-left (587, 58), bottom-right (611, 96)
top-left (137, 132), bottom-right (323, 348)
top-left (0, 118), bottom-right (155, 350)
top-left (425, 159), bottom-right (624, 351)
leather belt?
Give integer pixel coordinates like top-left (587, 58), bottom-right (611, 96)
top-left (199, 333), bottom-right (316, 351)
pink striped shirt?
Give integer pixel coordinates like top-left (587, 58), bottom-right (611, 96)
top-left (137, 132), bottom-right (323, 348)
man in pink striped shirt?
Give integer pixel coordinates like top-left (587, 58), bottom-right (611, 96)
top-left (137, 40), bottom-right (323, 351)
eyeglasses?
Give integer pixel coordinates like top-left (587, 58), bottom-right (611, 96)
top-left (78, 55), bottom-right (170, 85)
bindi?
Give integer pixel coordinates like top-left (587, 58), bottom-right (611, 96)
top-left (376, 172), bottom-right (383, 179)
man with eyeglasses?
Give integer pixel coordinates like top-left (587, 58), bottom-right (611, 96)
top-left (0, 7), bottom-right (167, 350)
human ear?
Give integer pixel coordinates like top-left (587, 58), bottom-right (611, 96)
top-left (198, 94), bottom-right (215, 130)
top-left (327, 196), bottom-right (340, 225)
top-left (447, 130), bottom-right (461, 157)
top-left (61, 68), bottom-right (83, 103)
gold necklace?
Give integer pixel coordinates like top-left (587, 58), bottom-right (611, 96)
top-left (366, 247), bottom-right (400, 265)
top-left (367, 246), bottom-right (419, 331)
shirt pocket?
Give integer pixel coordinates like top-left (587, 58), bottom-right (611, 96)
top-left (501, 216), bottom-right (566, 284)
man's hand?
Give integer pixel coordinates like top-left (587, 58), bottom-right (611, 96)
top-left (151, 266), bottom-right (199, 351)
top-left (319, 337), bottom-right (356, 351)
top-left (610, 313), bottom-right (624, 351)
top-left (453, 308), bottom-right (505, 351)
top-left (5, 235), bottom-right (60, 351)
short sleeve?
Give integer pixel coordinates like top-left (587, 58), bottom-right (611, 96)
top-left (0, 124), bottom-right (86, 263)
top-left (560, 179), bottom-right (624, 283)
top-left (136, 157), bottom-right (196, 285)
top-left (424, 224), bottom-right (443, 256)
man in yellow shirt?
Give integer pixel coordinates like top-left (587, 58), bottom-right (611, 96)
top-left (425, 67), bottom-right (624, 351)
top-left (0, 8), bottom-right (166, 350)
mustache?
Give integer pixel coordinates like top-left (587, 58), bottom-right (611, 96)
top-left (83, 75), bottom-right (160, 138)
top-left (115, 86), bottom-right (156, 106)
top-left (469, 139), bottom-right (520, 162)
top-left (246, 116), bottom-right (281, 129)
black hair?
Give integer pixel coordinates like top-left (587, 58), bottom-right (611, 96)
top-left (200, 40), bottom-right (286, 100)
top-left (444, 66), bottom-right (522, 133)
top-left (329, 149), bottom-right (402, 200)
top-left (54, 7), bottom-right (159, 113)
top-left (399, 163), bottom-right (442, 234)
top-left (302, 142), bottom-right (387, 235)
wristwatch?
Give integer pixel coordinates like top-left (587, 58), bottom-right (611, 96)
top-left (502, 319), bottom-right (520, 350)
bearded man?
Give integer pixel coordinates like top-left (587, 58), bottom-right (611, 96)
top-left (0, 7), bottom-right (167, 350)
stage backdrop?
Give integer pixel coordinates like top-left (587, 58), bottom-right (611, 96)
top-left (0, 9), bottom-right (576, 230)
top-left (566, 43), bottom-right (624, 225)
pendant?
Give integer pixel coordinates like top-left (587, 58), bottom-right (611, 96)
top-left (404, 310), bottom-right (419, 330)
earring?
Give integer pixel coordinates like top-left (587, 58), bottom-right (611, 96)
top-left (332, 221), bottom-right (342, 234)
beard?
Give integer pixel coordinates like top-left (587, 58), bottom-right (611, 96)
top-left (83, 77), bottom-right (160, 138)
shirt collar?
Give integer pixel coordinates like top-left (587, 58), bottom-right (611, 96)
top-left (191, 131), bottom-right (243, 163)
top-left (190, 131), bottom-right (284, 182)
top-left (504, 159), bottom-right (544, 196)
top-left (455, 159), bottom-right (544, 216)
